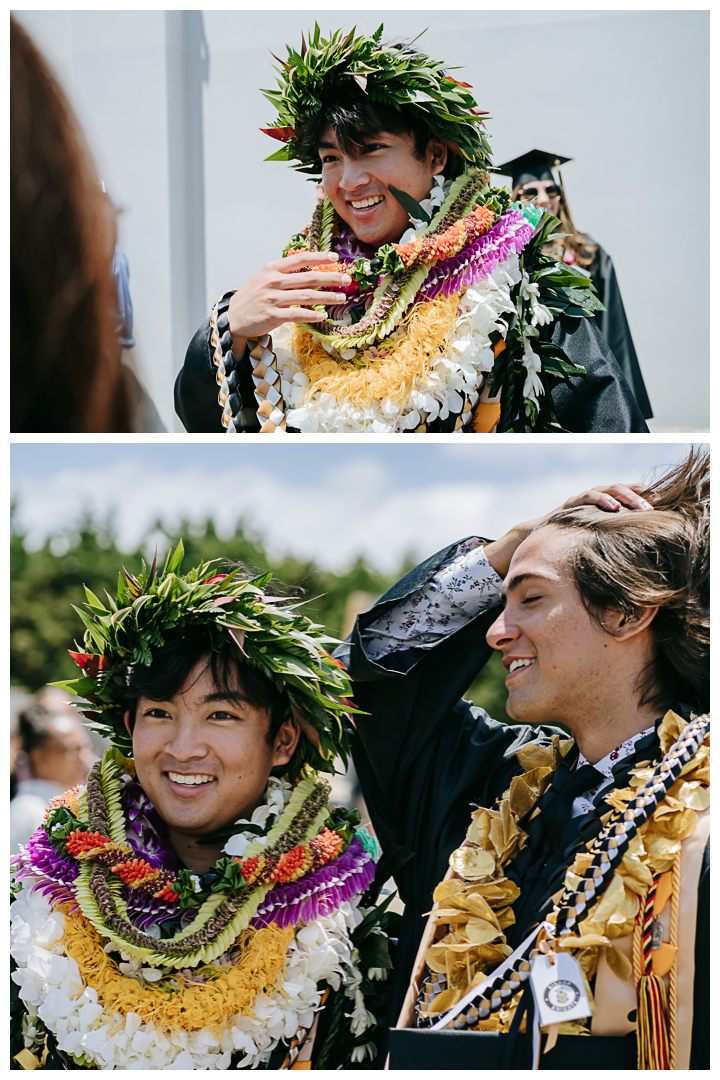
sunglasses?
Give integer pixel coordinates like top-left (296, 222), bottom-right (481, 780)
top-left (519, 184), bottom-right (561, 198)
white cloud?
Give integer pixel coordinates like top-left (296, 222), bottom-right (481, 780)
top-left (11, 443), bottom-right (695, 575)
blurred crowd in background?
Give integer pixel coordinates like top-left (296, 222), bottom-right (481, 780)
top-left (10, 512), bottom-right (512, 852)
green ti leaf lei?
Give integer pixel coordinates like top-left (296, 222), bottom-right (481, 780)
top-left (491, 208), bottom-right (604, 433)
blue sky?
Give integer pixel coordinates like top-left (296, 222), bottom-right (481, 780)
top-left (11, 443), bottom-right (697, 573)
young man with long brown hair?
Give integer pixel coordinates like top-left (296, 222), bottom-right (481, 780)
top-left (340, 449), bottom-right (708, 1069)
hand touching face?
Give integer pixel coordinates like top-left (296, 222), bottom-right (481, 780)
top-left (227, 251), bottom-right (352, 357)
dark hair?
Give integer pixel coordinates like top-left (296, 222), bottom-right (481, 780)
top-left (542, 448), bottom-right (709, 714)
top-left (125, 629), bottom-right (289, 744)
top-left (18, 703), bottom-right (61, 754)
top-left (296, 71), bottom-right (462, 178)
top-left (10, 16), bottom-right (131, 433)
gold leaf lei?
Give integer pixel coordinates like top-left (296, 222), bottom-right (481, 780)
top-left (421, 713), bottom-right (710, 1033)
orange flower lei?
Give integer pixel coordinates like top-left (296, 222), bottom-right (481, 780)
top-left (396, 204), bottom-right (495, 271)
top-left (64, 824), bottom-right (346, 898)
top-left (65, 830), bottom-right (178, 901)
top-left (239, 827), bottom-right (344, 887)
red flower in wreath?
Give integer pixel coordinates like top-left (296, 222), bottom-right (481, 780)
top-left (68, 652), bottom-right (113, 677)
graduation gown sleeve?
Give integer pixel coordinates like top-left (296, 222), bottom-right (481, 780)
top-left (174, 318), bottom-right (225, 432)
top-left (334, 539), bottom-right (564, 1026)
top-left (591, 244), bottom-right (653, 419)
top-left (548, 313), bottom-right (649, 432)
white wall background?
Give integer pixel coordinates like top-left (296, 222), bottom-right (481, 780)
top-left (14, 9), bottom-right (709, 431)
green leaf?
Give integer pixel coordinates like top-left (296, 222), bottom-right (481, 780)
top-left (358, 930), bottom-right (393, 970)
top-left (387, 184), bottom-right (431, 224)
top-left (164, 539), bottom-right (185, 577)
top-left (535, 269), bottom-right (592, 289)
top-left (49, 675), bottom-right (99, 696)
top-left (110, 607), bottom-right (133, 630)
top-left (72, 606), bottom-right (109, 650)
top-left (352, 891), bottom-right (396, 944)
top-left (264, 145), bottom-right (292, 162)
top-left (83, 586), bottom-right (107, 612)
top-left (267, 654), bottom-right (320, 679)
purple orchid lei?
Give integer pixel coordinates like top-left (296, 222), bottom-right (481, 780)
top-left (312, 210), bottom-right (534, 332)
top-left (251, 835), bottom-right (375, 930)
top-left (418, 209), bottom-right (534, 301)
top-left (13, 782), bottom-right (378, 938)
top-left (13, 783), bottom-right (184, 929)
top-left (330, 220), bottom-right (377, 263)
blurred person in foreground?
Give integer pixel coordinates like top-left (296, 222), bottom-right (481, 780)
top-left (10, 703), bottom-right (94, 852)
top-left (500, 149), bottom-right (652, 420)
top-left (339, 449), bottom-right (708, 1068)
top-left (10, 16), bottom-right (131, 433)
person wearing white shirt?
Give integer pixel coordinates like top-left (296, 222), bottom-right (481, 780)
top-left (10, 704), bottom-right (94, 852)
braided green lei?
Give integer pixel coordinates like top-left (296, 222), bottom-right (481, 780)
top-left (66, 754), bottom-right (332, 968)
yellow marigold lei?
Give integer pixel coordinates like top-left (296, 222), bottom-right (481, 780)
top-left (61, 905), bottom-right (294, 1034)
top-left (291, 292), bottom-right (461, 408)
top-left (422, 712), bottom-right (710, 1033)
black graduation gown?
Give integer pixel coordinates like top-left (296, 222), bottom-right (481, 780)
top-left (175, 311), bottom-right (649, 433)
top-left (335, 538), bottom-right (708, 1068)
top-left (587, 242), bottom-right (653, 420)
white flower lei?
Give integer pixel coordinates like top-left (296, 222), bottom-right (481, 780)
top-left (11, 775), bottom-right (383, 1069)
top-left (11, 877), bottom-right (378, 1070)
top-left (276, 254), bottom-right (522, 433)
top-left (221, 775), bottom-right (292, 859)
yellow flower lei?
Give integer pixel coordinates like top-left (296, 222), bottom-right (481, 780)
top-left (290, 292), bottom-right (461, 408)
top-left (62, 905), bottom-right (294, 1034)
top-left (421, 712), bottom-right (710, 1033)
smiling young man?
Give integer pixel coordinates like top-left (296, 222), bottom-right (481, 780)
top-left (11, 551), bottom-right (391, 1070)
top-left (123, 643), bottom-right (300, 873)
top-left (176, 26), bottom-right (648, 434)
top-left (337, 451), bottom-right (709, 1068)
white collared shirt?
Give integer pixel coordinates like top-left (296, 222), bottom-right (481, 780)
top-left (572, 727), bottom-right (655, 816)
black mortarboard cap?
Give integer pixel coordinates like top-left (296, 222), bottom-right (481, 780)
top-left (493, 149), bottom-right (572, 189)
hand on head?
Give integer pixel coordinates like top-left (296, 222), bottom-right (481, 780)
top-left (559, 483), bottom-right (653, 515)
top-left (484, 482), bottom-right (653, 580)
